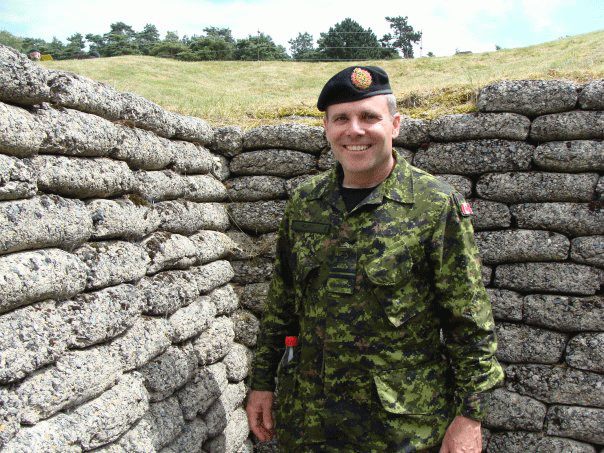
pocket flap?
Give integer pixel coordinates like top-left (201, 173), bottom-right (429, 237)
top-left (364, 241), bottom-right (413, 286)
top-left (373, 367), bottom-right (447, 415)
top-left (363, 240), bottom-right (420, 327)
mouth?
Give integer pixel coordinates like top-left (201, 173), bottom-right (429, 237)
top-left (345, 145), bottom-right (370, 151)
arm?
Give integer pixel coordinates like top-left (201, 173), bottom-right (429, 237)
top-left (249, 211), bottom-right (297, 392)
top-left (431, 194), bottom-right (504, 421)
top-left (247, 206), bottom-right (297, 435)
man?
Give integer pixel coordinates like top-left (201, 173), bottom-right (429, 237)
top-left (246, 66), bottom-right (503, 453)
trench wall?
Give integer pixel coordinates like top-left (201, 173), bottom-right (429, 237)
top-left (228, 81), bottom-right (604, 453)
top-left (0, 44), bottom-right (252, 453)
top-left (1, 43), bottom-right (604, 452)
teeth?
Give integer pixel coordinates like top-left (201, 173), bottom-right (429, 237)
top-left (347, 145), bottom-right (369, 151)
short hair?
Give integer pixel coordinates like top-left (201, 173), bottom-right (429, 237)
top-left (385, 94), bottom-right (398, 117)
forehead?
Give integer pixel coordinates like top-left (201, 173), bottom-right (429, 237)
top-left (326, 95), bottom-right (389, 117)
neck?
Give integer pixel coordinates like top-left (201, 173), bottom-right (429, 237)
top-left (342, 181), bottom-right (376, 189)
top-left (341, 155), bottom-right (396, 188)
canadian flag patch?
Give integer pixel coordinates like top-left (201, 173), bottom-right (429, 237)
top-left (460, 202), bottom-right (473, 217)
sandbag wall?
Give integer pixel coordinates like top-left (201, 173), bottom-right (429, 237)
top-left (1, 39), bottom-right (604, 452)
top-left (225, 80), bottom-right (604, 453)
top-left (0, 44), bottom-right (254, 453)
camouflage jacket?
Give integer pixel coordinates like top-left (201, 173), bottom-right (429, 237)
top-left (251, 153), bottom-right (504, 452)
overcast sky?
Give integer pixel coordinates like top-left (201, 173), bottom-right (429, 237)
top-left (1, 0), bottom-right (603, 57)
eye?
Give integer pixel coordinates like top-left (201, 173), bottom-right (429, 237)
top-left (361, 112), bottom-right (380, 122)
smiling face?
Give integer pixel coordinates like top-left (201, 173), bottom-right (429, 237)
top-left (324, 95), bottom-right (401, 188)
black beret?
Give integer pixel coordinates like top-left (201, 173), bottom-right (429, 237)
top-left (317, 66), bottom-right (392, 111)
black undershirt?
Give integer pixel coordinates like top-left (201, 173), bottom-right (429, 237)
top-left (340, 186), bottom-right (376, 212)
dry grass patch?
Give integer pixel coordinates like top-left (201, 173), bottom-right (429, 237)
top-left (41, 30), bottom-right (604, 128)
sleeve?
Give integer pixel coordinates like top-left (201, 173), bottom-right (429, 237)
top-left (430, 194), bottom-right (505, 421)
top-left (249, 204), bottom-right (298, 392)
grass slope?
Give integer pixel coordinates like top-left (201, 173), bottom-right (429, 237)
top-left (41, 30), bottom-right (604, 128)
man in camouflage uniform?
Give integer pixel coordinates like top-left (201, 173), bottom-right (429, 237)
top-left (246, 66), bottom-right (503, 453)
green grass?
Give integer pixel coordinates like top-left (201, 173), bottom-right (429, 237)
top-left (41, 30), bottom-right (604, 128)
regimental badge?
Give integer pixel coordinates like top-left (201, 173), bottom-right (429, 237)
top-left (351, 67), bottom-right (372, 89)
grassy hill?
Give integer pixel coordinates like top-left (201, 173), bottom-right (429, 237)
top-left (41, 30), bottom-right (604, 128)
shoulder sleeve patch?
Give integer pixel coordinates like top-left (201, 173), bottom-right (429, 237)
top-left (453, 193), bottom-right (473, 217)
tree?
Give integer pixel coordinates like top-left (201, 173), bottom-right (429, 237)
top-left (188, 35), bottom-right (233, 60)
top-left (151, 31), bottom-right (188, 58)
top-left (108, 22), bottom-right (137, 40)
top-left (288, 32), bottom-right (317, 60)
top-left (233, 32), bottom-right (289, 61)
top-left (63, 33), bottom-right (86, 59)
top-left (47, 37), bottom-right (66, 59)
top-left (136, 24), bottom-right (160, 55)
top-left (203, 27), bottom-right (235, 45)
top-left (0, 30), bottom-right (24, 51)
top-left (103, 22), bottom-right (138, 56)
top-left (85, 33), bottom-right (106, 56)
top-left (384, 16), bottom-right (422, 59)
top-left (104, 33), bottom-right (135, 56)
top-left (182, 27), bottom-right (235, 60)
top-left (316, 18), bottom-right (395, 61)
top-left (21, 37), bottom-right (49, 54)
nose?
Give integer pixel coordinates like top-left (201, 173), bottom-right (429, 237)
top-left (347, 118), bottom-right (365, 136)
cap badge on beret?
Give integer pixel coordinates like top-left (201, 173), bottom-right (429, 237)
top-left (317, 65), bottom-right (392, 111)
top-left (351, 67), bottom-right (372, 90)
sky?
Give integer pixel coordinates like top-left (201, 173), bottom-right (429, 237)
top-left (1, 0), bottom-right (603, 57)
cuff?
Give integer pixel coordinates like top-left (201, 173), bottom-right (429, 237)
top-left (249, 372), bottom-right (277, 393)
top-left (458, 392), bottom-right (492, 421)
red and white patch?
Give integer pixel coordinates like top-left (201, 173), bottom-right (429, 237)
top-left (460, 202), bottom-right (473, 216)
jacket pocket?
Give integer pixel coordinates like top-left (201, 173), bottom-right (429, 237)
top-left (363, 240), bottom-right (420, 327)
top-left (373, 366), bottom-right (448, 416)
top-left (293, 256), bottom-right (320, 314)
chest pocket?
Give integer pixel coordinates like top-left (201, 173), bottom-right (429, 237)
top-left (291, 220), bottom-right (329, 274)
top-left (363, 238), bottom-right (422, 328)
top-left (290, 220), bottom-right (330, 309)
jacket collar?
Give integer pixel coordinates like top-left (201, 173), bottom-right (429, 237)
top-left (312, 149), bottom-right (415, 208)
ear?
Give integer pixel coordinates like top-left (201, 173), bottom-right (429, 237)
top-left (391, 113), bottom-right (401, 139)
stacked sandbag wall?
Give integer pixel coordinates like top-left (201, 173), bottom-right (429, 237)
top-left (1, 40), bottom-right (603, 452)
top-left (225, 80), bottom-right (604, 453)
top-left (0, 44), bottom-right (253, 453)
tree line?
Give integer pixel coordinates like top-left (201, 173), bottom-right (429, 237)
top-left (0, 17), bottom-right (423, 61)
